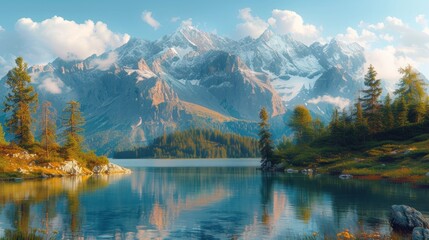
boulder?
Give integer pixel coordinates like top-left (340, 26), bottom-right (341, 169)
top-left (92, 163), bottom-right (131, 175)
top-left (389, 205), bottom-right (429, 232)
top-left (412, 227), bottom-right (429, 240)
top-left (60, 160), bottom-right (83, 175)
top-left (426, 172), bottom-right (429, 177)
top-left (339, 174), bottom-right (353, 179)
top-left (287, 168), bottom-right (299, 173)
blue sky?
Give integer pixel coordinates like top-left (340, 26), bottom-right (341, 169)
top-left (0, 0), bottom-right (429, 81)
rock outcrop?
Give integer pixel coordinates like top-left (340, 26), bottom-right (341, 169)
top-left (92, 163), bottom-right (131, 175)
top-left (60, 160), bottom-right (91, 175)
top-left (389, 205), bottom-right (429, 232)
top-left (413, 227), bottom-right (429, 240)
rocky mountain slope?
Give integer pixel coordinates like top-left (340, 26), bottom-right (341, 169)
top-left (0, 24), bottom-right (374, 154)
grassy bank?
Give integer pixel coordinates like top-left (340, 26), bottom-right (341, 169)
top-left (278, 132), bottom-right (429, 186)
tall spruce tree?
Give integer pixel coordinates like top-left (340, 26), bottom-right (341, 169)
top-left (62, 101), bottom-right (85, 159)
top-left (395, 97), bottom-right (409, 127)
top-left (258, 108), bottom-right (274, 168)
top-left (0, 123), bottom-right (7, 145)
top-left (3, 57), bottom-right (38, 146)
top-left (383, 94), bottom-right (394, 130)
top-left (360, 64), bottom-right (382, 133)
top-left (40, 101), bottom-right (57, 158)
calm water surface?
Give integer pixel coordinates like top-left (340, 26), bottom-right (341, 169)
top-left (0, 158), bottom-right (428, 239)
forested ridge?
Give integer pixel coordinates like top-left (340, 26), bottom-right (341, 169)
top-left (114, 129), bottom-right (259, 159)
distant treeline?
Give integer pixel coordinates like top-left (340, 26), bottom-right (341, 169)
top-left (114, 129), bottom-right (259, 159)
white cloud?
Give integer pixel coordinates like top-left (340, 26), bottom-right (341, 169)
top-left (379, 34), bottom-right (394, 42)
top-left (416, 14), bottom-right (427, 26)
top-left (141, 11), bottom-right (160, 30)
top-left (386, 16), bottom-right (405, 27)
top-left (0, 16), bottom-right (129, 76)
top-left (236, 8), bottom-right (269, 39)
top-left (38, 77), bottom-right (65, 94)
top-left (308, 95), bottom-right (350, 110)
top-left (336, 27), bottom-right (377, 48)
top-left (0, 26), bottom-right (4, 32)
top-left (268, 9), bottom-right (320, 44)
top-left (181, 18), bottom-right (193, 27)
top-left (171, 17), bottom-right (180, 23)
top-left (368, 22), bottom-right (385, 30)
top-left (89, 52), bottom-right (118, 71)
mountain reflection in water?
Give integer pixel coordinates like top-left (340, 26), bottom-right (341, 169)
top-left (0, 161), bottom-right (428, 239)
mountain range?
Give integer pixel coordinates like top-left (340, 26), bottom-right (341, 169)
top-left (0, 24), bottom-right (381, 154)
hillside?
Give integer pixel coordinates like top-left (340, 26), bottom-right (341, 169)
top-left (114, 129), bottom-right (259, 159)
top-left (0, 24), bottom-right (374, 154)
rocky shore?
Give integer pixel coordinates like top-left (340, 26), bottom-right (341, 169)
top-left (1, 151), bottom-right (131, 181)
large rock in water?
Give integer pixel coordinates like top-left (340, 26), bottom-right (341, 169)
top-left (389, 205), bottom-right (429, 232)
top-left (413, 227), bottom-right (429, 240)
top-left (92, 163), bottom-right (131, 175)
top-left (60, 160), bottom-right (84, 175)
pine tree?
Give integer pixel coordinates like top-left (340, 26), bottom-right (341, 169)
top-left (354, 101), bottom-right (368, 142)
top-left (288, 105), bottom-right (313, 144)
top-left (395, 65), bottom-right (427, 123)
top-left (0, 123), bottom-right (7, 145)
top-left (383, 94), bottom-right (394, 130)
top-left (40, 101), bottom-right (57, 158)
top-left (360, 64), bottom-right (383, 133)
top-left (395, 97), bottom-right (409, 127)
top-left (3, 57), bottom-right (38, 147)
top-left (62, 101), bottom-right (85, 159)
top-left (258, 108), bottom-right (274, 168)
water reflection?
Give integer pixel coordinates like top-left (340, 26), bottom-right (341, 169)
top-left (0, 165), bottom-right (428, 239)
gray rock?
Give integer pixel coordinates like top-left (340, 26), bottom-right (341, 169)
top-left (92, 163), bottom-right (131, 175)
top-left (390, 205), bottom-right (429, 232)
top-left (287, 168), bottom-right (298, 173)
top-left (339, 174), bottom-right (353, 179)
top-left (426, 172), bottom-right (429, 177)
top-left (60, 160), bottom-right (83, 175)
top-left (412, 227), bottom-right (429, 240)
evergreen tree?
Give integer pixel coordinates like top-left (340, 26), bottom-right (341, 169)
top-left (3, 57), bottom-right (38, 147)
top-left (360, 64), bottom-right (383, 133)
top-left (354, 101), bottom-right (368, 142)
top-left (288, 105), bottom-right (313, 144)
top-left (62, 101), bottom-right (85, 158)
top-left (312, 118), bottom-right (325, 139)
top-left (395, 65), bottom-right (427, 123)
top-left (0, 123), bottom-right (7, 145)
top-left (258, 108), bottom-right (274, 167)
top-left (382, 94), bottom-right (394, 130)
top-left (39, 102), bottom-right (57, 158)
top-left (395, 97), bottom-right (409, 127)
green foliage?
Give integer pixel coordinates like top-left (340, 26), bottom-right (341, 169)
top-left (62, 101), bottom-right (85, 159)
top-left (259, 107), bottom-right (275, 165)
top-left (3, 57), bottom-right (38, 147)
top-left (80, 151), bottom-right (109, 169)
top-left (0, 123), bottom-right (7, 145)
top-left (39, 101), bottom-right (57, 158)
top-left (288, 105), bottom-right (314, 144)
top-left (360, 64), bottom-right (383, 133)
top-left (114, 129), bottom-right (259, 159)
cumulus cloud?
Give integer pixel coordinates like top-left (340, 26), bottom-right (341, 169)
top-left (89, 52), bottom-right (118, 71)
top-left (181, 18), bottom-right (194, 27)
top-left (171, 17), bottom-right (180, 23)
top-left (141, 11), bottom-right (160, 30)
top-left (235, 8), bottom-right (321, 44)
top-left (0, 26), bottom-right (4, 32)
top-left (336, 27), bottom-right (377, 48)
top-left (308, 95), bottom-right (350, 110)
top-left (337, 15), bottom-right (429, 83)
top-left (0, 16), bottom-right (129, 77)
top-left (38, 77), bottom-right (65, 94)
top-left (416, 14), bottom-right (427, 26)
top-left (236, 8), bottom-right (269, 39)
top-left (268, 9), bottom-right (320, 44)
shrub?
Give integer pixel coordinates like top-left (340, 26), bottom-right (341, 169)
top-left (81, 151), bottom-right (109, 169)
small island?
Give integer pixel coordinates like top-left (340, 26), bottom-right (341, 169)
top-left (0, 57), bottom-right (130, 180)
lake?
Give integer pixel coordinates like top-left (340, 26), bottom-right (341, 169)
top-left (0, 158), bottom-right (428, 239)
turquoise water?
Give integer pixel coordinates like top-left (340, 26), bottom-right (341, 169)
top-left (0, 158), bottom-right (428, 239)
